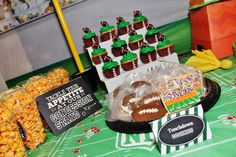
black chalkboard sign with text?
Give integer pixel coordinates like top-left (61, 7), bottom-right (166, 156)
top-left (36, 77), bottom-right (102, 135)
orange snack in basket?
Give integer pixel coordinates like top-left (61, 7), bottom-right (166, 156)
top-left (0, 104), bottom-right (27, 156)
top-left (24, 76), bottom-right (52, 97)
top-left (1, 88), bottom-right (46, 150)
top-left (47, 68), bottom-right (70, 89)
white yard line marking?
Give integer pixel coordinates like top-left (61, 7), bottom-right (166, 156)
top-left (50, 129), bottom-right (71, 157)
top-left (96, 149), bottom-right (126, 157)
top-left (78, 118), bottom-right (105, 127)
top-left (210, 72), bottom-right (233, 85)
top-left (221, 87), bottom-right (235, 94)
top-left (47, 133), bottom-right (66, 157)
top-left (172, 136), bottom-right (236, 157)
top-left (208, 119), bottom-right (222, 125)
top-left (211, 101), bottom-right (236, 111)
top-left (65, 127), bottom-right (109, 140)
top-left (58, 137), bottom-right (116, 152)
top-left (220, 70), bottom-right (236, 77)
top-left (38, 140), bottom-right (58, 146)
top-left (204, 73), bottom-right (225, 85)
top-left (34, 155), bottom-right (47, 157)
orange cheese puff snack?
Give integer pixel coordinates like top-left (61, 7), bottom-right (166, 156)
top-left (0, 104), bottom-right (27, 157)
top-left (1, 88), bottom-right (46, 150)
top-left (24, 76), bottom-right (52, 98)
top-left (47, 68), bottom-right (70, 89)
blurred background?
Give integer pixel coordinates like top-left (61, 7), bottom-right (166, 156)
top-left (0, 0), bottom-right (188, 80)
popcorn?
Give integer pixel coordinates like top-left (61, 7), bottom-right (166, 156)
top-left (24, 76), bottom-right (52, 98)
top-left (0, 104), bottom-right (27, 157)
top-left (24, 68), bottom-right (70, 129)
top-left (24, 68), bottom-right (69, 97)
top-left (47, 68), bottom-right (70, 89)
top-left (1, 88), bottom-right (46, 150)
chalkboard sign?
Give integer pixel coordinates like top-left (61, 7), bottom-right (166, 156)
top-left (36, 77), bottom-right (102, 135)
top-left (158, 115), bottom-right (205, 146)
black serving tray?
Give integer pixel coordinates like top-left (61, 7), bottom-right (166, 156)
top-left (105, 77), bottom-right (221, 134)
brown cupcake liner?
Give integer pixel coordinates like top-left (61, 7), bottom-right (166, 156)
top-left (103, 66), bottom-right (120, 78)
top-left (145, 33), bottom-right (161, 44)
top-left (117, 25), bottom-right (132, 36)
top-left (83, 36), bottom-right (99, 47)
top-left (128, 39), bottom-right (143, 50)
top-left (101, 30), bottom-right (116, 41)
top-left (157, 44), bottom-right (174, 57)
top-left (140, 51), bottom-right (157, 64)
top-left (112, 45), bottom-right (128, 57)
top-left (133, 19), bottom-right (148, 30)
top-left (92, 52), bottom-right (108, 64)
top-left (121, 58), bottom-right (138, 71)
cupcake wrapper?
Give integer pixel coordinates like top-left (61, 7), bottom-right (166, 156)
top-left (83, 36), bottom-right (99, 47)
top-left (103, 66), bottom-right (120, 78)
top-left (117, 25), bottom-right (132, 36)
top-left (140, 51), bottom-right (157, 64)
top-left (157, 45), bottom-right (174, 57)
top-left (133, 19), bottom-right (148, 30)
top-left (129, 39), bottom-right (143, 50)
top-left (145, 33), bottom-right (161, 44)
top-left (101, 30), bottom-right (116, 41)
top-left (112, 45), bottom-right (128, 57)
top-left (122, 59), bottom-right (138, 71)
top-left (92, 53), bottom-right (108, 64)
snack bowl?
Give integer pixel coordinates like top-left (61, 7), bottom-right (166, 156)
top-left (105, 77), bottom-right (221, 134)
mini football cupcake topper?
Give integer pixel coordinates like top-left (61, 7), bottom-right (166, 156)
top-left (133, 10), bottom-right (142, 17)
top-left (82, 27), bottom-right (91, 33)
top-left (112, 35), bottom-right (120, 42)
top-left (158, 34), bottom-right (166, 41)
top-left (103, 56), bottom-right (113, 62)
top-left (147, 24), bottom-right (154, 30)
top-left (141, 42), bottom-right (148, 48)
top-left (92, 43), bottom-right (100, 49)
top-left (121, 49), bottom-right (129, 55)
top-left (100, 21), bottom-right (109, 27)
top-left (116, 17), bottom-right (125, 24)
top-left (129, 29), bottom-right (137, 36)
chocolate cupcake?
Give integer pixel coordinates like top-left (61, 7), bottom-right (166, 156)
top-left (145, 24), bottom-right (161, 44)
top-left (111, 35), bottom-right (128, 57)
top-left (156, 39), bottom-right (174, 57)
top-left (102, 60), bottom-right (120, 78)
top-left (116, 17), bottom-right (132, 36)
top-left (91, 47), bottom-right (108, 64)
top-left (121, 52), bottom-right (138, 71)
top-left (140, 43), bottom-right (157, 64)
top-left (128, 30), bottom-right (143, 51)
top-left (82, 27), bottom-right (99, 47)
top-left (133, 10), bottom-right (148, 30)
top-left (100, 21), bottom-right (116, 41)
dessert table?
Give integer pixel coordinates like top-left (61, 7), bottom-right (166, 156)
top-left (26, 56), bottom-right (236, 157)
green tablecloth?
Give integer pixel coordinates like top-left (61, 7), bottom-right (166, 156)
top-left (28, 56), bottom-right (236, 157)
